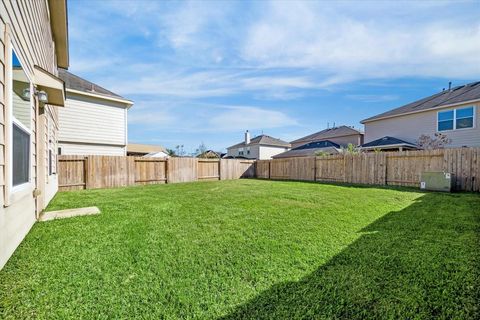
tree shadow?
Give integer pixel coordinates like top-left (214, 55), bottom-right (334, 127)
top-left (220, 193), bottom-right (480, 319)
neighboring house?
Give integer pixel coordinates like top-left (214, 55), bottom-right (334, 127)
top-left (361, 81), bottom-right (480, 150)
top-left (226, 131), bottom-right (291, 160)
top-left (198, 150), bottom-right (222, 158)
top-left (273, 140), bottom-right (343, 159)
top-left (0, 0), bottom-right (69, 269)
top-left (290, 125), bottom-right (364, 149)
top-left (361, 136), bottom-right (419, 152)
top-left (127, 143), bottom-right (168, 157)
top-left (58, 69), bottom-right (133, 156)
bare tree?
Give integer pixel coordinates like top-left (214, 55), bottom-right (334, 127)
top-left (195, 142), bottom-right (208, 157)
top-left (416, 133), bottom-right (451, 150)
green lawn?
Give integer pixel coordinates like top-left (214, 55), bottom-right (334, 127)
top-left (0, 180), bottom-right (479, 319)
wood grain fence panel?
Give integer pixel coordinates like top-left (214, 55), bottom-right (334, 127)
top-left (168, 157), bottom-right (198, 183)
top-left (255, 160), bottom-right (270, 179)
top-left (198, 160), bottom-right (220, 180)
top-left (297, 157), bottom-right (316, 181)
top-left (315, 155), bottom-right (344, 182)
top-left (58, 155), bottom-right (86, 191)
top-left (134, 158), bottom-right (167, 185)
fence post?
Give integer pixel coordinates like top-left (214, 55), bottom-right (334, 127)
top-left (313, 156), bottom-right (317, 181)
top-left (268, 161), bottom-right (271, 179)
top-left (165, 158), bottom-right (169, 184)
top-left (83, 156), bottom-right (88, 190)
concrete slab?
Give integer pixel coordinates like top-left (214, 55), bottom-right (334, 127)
top-left (39, 207), bottom-right (100, 222)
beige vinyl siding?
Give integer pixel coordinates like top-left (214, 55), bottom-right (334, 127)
top-left (364, 103), bottom-right (480, 148)
top-left (227, 145), bottom-right (289, 160)
top-left (59, 92), bottom-right (127, 150)
top-left (259, 146), bottom-right (290, 159)
top-left (0, 1), bottom-right (60, 270)
top-left (59, 143), bottom-right (126, 156)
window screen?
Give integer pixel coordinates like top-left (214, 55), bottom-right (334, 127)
top-left (13, 124), bottom-right (30, 186)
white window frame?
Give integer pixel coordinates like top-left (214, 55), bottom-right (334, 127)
top-left (437, 106), bottom-right (476, 132)
top-left (9, 47), bottom-right (34, 193)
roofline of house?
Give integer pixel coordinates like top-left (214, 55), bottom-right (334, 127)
top-left (291, 132), bottom-right (364, 144)
top-left (48, 0), bottom-right (69, 68)
top-left (361, 98), bottom-right (480, 124)
top-left (66, 88), bottom-right (134, 107)
top-left (360, 143), bottom-right (418, 150)
top-left (227, 142), bottom-right (290, 150)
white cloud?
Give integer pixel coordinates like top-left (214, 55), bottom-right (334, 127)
top-left (242, 1), bottom-right (480, 81)
top-left (209, 106), bottom-right (297, 132)
top-left (346, 94), bottom-right (399, 103)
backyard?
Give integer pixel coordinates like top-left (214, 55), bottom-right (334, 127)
top-left (0, 179), bottom-right (479, 319)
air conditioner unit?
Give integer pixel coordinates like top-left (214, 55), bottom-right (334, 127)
top-left (420, 172), bottom-right (454, 192)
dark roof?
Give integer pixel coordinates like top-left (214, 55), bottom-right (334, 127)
top-left (222, 155), bottom-right (249, 159)
top-left (293, 140), bottom-right (341, 150)
top-left (291, 125), bottom-right (363, 144)
top-left (58, 68), bottom-right (128, 101)
top-left (272, 140), bottom-right (342, 158)
top-left (362, 81), bottom-right (480, 123)
top-left (361, 136), bottom-right (418, 149)
top-left (227, 135), bottom-right (291, 149)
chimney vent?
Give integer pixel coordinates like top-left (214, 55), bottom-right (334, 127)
top-left (245, 130), bottom-right (251, 144)
top-left (448, 82), bottom-right (452, 91)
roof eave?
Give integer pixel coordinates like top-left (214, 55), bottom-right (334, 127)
top-left (48, 0), bottom-right (69, 69)
top-left (361, 98), bottom-right (480, 124)
top-left (361, 143), bottom-right (418, 150)
top-left (66, 88), bottom-right (134, 107)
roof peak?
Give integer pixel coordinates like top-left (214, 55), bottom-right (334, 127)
top-left (362, 80), bottom-right (480, 123)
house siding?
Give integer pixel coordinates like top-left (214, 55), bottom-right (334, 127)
top-left (259, 146), bottom-right (290, 159)
top-left (364, 103), bottom-right (480, 148)
top-left (59, 143), bottom-right (126, 156)
top-left (0, 1), bottom-right (61, 270)
top-left (58, 92), bottom-right (128, 155)
top-left (227, 145), bottom-right (289, 160)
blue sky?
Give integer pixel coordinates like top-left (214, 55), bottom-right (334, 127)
top-left (67, 0), bottom-right (480, 153)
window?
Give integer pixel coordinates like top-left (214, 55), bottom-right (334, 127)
top-left (438, 106), bottom-right (475, 131)
top-left (13, 125), bottom-right (30, 186)
top-left (11, 50), bottom-right (31, 187)
top-left (438, 110), bottom-right (454, 131)
top-left (49, 149), bottom-right (53, 175)
top-left (456, 107), bottom-right (474, 129)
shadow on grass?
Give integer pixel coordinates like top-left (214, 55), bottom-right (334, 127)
top-left (221, 192), bottom-right (480, 319)
top-left (251, 177), bottom-right (424, 192)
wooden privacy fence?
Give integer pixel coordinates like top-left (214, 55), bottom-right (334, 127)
top-left (256, 148), bottom-right (480, 192)
top-left (58, 156), bottom-right (255, 191)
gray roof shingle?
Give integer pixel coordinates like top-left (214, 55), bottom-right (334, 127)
top-left (58, 68), bottom-right (128, 100)
top-left (361, 136), bottom-right (417, 149)
top-left (227, 135), bottom-right (291, 149)
top-left (291, 125), bottom-right (363, 144)
top-left (272, 140), bottom-right (342, 158)
top-left (361, 81), bottom-right (480, 123)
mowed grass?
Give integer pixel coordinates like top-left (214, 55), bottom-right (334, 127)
top-left (0, 179), bottom-right (479, 319)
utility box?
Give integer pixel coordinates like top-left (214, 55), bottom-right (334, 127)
top-left (420, 172), bottom-right (454, 192)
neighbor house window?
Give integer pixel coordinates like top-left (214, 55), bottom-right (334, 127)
top-left (438, 106), bottom-right (475, 131)
top-left (49, 149), bottom-right (53, 175)
top-left (11, 50), bottom-right (31, 187)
